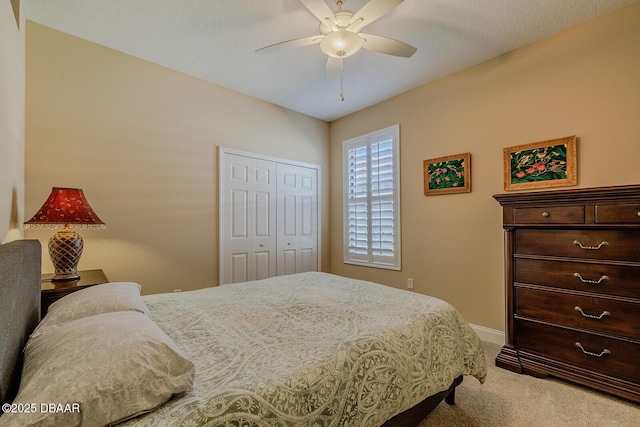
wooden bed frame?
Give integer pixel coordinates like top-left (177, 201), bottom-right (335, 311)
top-left (0, 239), bottom-right (461, 425)
top-left (383, 375), bottom-right (462, 427)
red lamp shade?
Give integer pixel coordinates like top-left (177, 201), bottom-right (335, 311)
top-left (25, 188), bottom-right (105, 281)
top-left (24, 187), bottom-right (105, 228)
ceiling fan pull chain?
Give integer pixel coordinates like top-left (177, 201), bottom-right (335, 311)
top-left (340, 58), bottom-right (345, 102)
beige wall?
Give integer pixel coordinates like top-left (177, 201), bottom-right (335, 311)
top-left (25, 22), bottom-right (330, 294)
top-left (0, 0), bottom-right (25, 243)
top-left (329, 3), bottom-right (640, 332)
top-left (23, 3), bottom-right (640, 331)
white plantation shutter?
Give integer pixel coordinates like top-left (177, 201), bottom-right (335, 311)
top-left (343, 125), bottom-right (401, 270)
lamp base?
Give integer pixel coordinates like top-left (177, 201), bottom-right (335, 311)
top-left (49, 225), bottom-right (84, 281)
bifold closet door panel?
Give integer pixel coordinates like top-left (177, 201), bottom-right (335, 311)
top-left (221, 154), bottom-right (277, 284)
top-left (276, 163), bottom-right (318, 276)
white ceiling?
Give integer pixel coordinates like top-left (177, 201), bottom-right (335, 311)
top-left (23, 0), bottom-right (637, 122)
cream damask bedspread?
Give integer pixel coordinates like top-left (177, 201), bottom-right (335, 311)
top-left (123, 272), bottom-right (486, 427)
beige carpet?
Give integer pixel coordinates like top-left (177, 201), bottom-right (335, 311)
top-left (418, 341), bottom-right (640, 427)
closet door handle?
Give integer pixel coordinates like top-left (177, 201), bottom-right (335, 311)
top-left (573, 240), bottom-right (608, 250)
top-left (575, 342), bottom-right (610, 358)
top-left (573, 273), bottom-right (609, 284)
top-left (574, 306), bottom-right (610, 320)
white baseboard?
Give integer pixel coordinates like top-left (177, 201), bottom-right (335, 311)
top-left (470, 324), bottom-right (504, 346)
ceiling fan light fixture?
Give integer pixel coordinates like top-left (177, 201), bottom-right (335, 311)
top-left (320, 30), bottom-right (362, 58)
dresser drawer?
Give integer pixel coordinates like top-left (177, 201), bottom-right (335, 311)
top-left (515, 287), bottom-right (640, 339)
top-left (513, 206), bottom-right (584, 224)
top-left (514, 258), bottom-right (640, 298)
top-left (596, 204), bottom-right (640, 224)
top-left (515, 319), bottom-right (640, 384)
top-left (515, 229), bottom-right (640, 262)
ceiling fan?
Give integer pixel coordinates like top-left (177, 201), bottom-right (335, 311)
top-left (256, 0), bottom-right (417, 101)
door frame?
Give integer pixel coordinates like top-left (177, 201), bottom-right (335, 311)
top-left (218, 146), bottom-right (322, 284)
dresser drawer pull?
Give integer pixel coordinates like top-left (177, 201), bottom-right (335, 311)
top-left (573, 273), bottom-right (609, 284)
top-left (573, 240), bottom-right (608, 250)
top-left (575, 342), bottom-right (611, 358)
top-left (574, 306), bottom-right (610, 320)
top-left (542, 211), bottom-right (550, 217)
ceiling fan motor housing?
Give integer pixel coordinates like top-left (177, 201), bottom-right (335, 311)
top-left (321, 30), bottom-right (363, 58)
top-left (319, 9), bottom-right (363, 58)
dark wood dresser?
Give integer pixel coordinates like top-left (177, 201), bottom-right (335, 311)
top-left (494, 185), bottom-right (640, 402)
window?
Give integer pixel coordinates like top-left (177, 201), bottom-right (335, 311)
top-left (343, 125), bottom-right (401, 270)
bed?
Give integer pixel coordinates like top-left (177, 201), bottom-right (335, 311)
top-left (0, 240), bottom-right (486, 426)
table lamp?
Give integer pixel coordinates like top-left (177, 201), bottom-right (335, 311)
top-left (24, 187), bottom-right (105, 281)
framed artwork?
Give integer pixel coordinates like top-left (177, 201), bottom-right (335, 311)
top-left (423, 152), bottom-right (471, 196)
top-left (503, 136), bottom-right (577, 191)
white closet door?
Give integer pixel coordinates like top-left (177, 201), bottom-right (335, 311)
top-left (220, 153), bottom-right (276, 284)
top-left (276, 163), bottom-right (318, 275)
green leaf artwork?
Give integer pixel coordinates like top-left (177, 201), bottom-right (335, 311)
top-left (510, 144), bottom-right (567, 184)
top-left (427, 158), bottom-right (466, 190)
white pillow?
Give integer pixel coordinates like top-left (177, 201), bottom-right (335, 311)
top-left (5, 311), bottom-right (195, 426)
top-left (36, 282), bottom-right (150, 334)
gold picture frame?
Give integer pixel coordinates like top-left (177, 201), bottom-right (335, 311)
top-left (423, 152), bottom-right (471, 196)
top-left (503, 136), bottom-right (577, 191)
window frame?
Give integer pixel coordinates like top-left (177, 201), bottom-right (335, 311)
top-left (342, 124), bottom-right (401, 270)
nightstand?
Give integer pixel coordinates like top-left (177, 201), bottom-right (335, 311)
top-left (41, 269), bottom-right (109, 318)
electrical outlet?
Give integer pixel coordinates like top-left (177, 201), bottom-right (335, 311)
top-left (407, 278), bottom-right (414, 290)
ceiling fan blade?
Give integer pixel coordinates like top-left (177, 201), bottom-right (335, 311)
top-left (255, 35), bottom-right (323, 55)
top-left (359, 33), bottom-right (417, 57)
top-left (299, 0), bottom-right (337, 30)
top-left (325, 57), bottom-right (342, 81)
top-left (347, 0), bottom-right (404, 32)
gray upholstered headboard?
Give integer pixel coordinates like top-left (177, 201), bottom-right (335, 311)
top-left (0, 239), bottom-right (41, 405)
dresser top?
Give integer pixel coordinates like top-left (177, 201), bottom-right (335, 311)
top-left (494, 184), bottom-right (640, 207)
